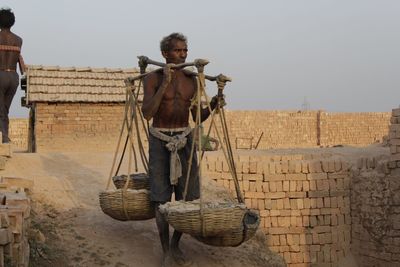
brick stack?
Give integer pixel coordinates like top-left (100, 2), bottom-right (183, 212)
top-left (0, 177), bottom-right (32, 267)
top-left (9, 119), bottom-right (29, 150)
top-left (204, 153), bottom-right (351, 267)
top-left (388, 108), bottom-right (400, 169)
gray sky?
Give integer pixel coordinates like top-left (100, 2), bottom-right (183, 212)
top-left (4, 0), bottom-right (400, 118)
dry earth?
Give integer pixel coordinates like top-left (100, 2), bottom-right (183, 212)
top-left (0, 150), bottom-right (286, 267)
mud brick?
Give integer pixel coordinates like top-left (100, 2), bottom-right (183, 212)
top-left (262, 182), bottom-right (269, 192)
top-left (256, 181), bottom-right (263, 192)
top-left (284, 252), bottom-right (291, 264)
top-left (264, 217), bottom-right (271, 228)
top-left (275, 162), bottom-right (282, 174)
top-left (251, 198), bottom-right (258, 209)
top-left (281, 161), bottom-right (289, 173)
top-left (301, 161), bottom-right (309, 174)
top-left (269, 181), bottom-right (277, 192)
top-left (310, 180), bottom-right (316, 191)
top-left (297, 199), bottom-right (304, 209)
top-left (301, 209), bottom-right (310, 216)
top-left (265, 192), bottom-right (286, 199)
top-left (290, 181), bottom-right (297, 192)
top-left (286, 192), bottom-right (306, 199)
top-left (222, 161), bottom-right (230, 172)
top-left (271, 200), bottom-right (277, 209)
top-left (248, 161), bottom-right (257, 174)
top-left (308, 191), bottom-right (329, 198)
top-left (244, 198), bottom-right (252, 207)
top-left (303, 199), bottom-right (311, 209)
top-left (242, 180), bottom-right (249, 191)
top-left (323, 197), bottom-right (331, 208)
top-left (343, 177), bottom-right (350, 190)
top-left (280, 235), bottom-right (287, 245)
top-left (303, 216), bottom-right (310, 227)
top-left (307, 173), bottom-right (327, 180)
top-left (309, 216), bottom-right (318, 227)
top-left (336, 179), bottom-right (344, 190)
top-left (276, 199), bottom-right (284, 210)
top-left (249, 181), bottom-right (256, 191)
top-left (270, 210), bottom-right (280, 216)
top-left (278, 217), bottom-right (291, 227)
top-left (244, 191), bottom-right (264, 199)
top-left (308, 161), bottom-right (322, 173)
top-left (296, 181), bottom-right (303, 192)
top-left (291, 252), bottom-right (304, 264)
top-left (268, 162), bottom-right (275, 174)
top-left (310, 209), bottom-right (320, 216)
top-left (283, 181), bottom-right (290, 192)
top-left (310, 251), bottom-right (317, 263)
top-left (270, 217), bottom-right (283, 228)
top-left (303, 181), bottom-right (310, 191)
top-left (265, 198), bottom-right (272, 210)
top-left (284, 198), bottom-right (291, 209)
top-left (290, 216), bottom-right (297, 227)
top-left (316, 180), bottom-right (329, 191)
top-left (269, 227), bottom-right (289, 235)
top-left (290, 199), bottom-right (298, 209)
top-left (337, 214), bottom-right (345, 225)
top-left (324, 215), bottom-right (331, 225)
top-left (310, 198), bottom-right (317, 208)
top-left (333, 160), bottom-right (342, 172)
top-left (243, 173), bottom-right (263, 181)
top-left (265, 174), bottom-right (286, 181)
top-left (286, 173), bottom-right (307, 181)
top-left (328, 180), bottom-right (336, 191)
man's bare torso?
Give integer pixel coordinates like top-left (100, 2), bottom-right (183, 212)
top-left (0, 30), bottom-right (22, 71)
top-left (147, 70), bottom-right (196, 128)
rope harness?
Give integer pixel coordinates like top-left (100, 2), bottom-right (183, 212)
top-left (149, 126), bottom-right (192, 185)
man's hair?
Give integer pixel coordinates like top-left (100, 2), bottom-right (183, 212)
top-left (0, 8), bottom-right (15, 28)
top-left (160, 32), bottom-right (187, 52)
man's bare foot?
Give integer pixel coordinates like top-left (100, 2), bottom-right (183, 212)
top-left (171, 247), bottom-right (193, 266)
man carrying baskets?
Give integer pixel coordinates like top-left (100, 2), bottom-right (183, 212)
top-left (142, 32), bottom-right (222, 267)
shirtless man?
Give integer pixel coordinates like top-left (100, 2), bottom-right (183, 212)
top-left (142, 32), bottom-right (220, 267)
top-left (0, 7), bottom-right (23, 143)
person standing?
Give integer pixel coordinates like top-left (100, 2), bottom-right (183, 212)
top-left (142, 32), bottom-right (221, 267)
top-left (0, 7), bottom-right (24, 143)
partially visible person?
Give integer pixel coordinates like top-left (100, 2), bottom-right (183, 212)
top-left (0, 7), bottom-right (24, 143)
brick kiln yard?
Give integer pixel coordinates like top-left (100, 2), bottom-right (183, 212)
top-left (0, 143), bottom-right (396, 267)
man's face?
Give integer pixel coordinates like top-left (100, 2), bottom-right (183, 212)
top-left (162, 39), bottom-right (188, 64)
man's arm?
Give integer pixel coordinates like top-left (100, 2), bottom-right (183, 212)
top-left (190, 95), bottom-right (221, 122)
top-left (141, 65), bottom-right (173, 120)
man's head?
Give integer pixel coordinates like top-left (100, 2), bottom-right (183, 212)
top-left (0, 7), bottom-right (15, 29)
top-left (160, 32), bottom-right (188, 64)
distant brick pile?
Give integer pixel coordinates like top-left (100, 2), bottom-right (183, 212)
top-left (388, 108), bottom-right (400, 168)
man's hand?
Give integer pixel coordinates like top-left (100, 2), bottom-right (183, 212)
top-left (162, 63), bottom-right (175, 84)
top-left (210, 94), bottom-right (226, 110)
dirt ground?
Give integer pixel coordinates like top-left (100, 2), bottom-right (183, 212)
top-left (0, 150), bottom-right (286, 267)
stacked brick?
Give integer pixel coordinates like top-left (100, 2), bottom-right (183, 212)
top-left (350, 154), bottom-right (400, 263)
top-left (9, 119), bottom-right (29, 150)
top-left (34, 103), bottom-right (149, 152)
top-left (388, 108), bottom-right (400, 169)
top-left (320, 112), bottom-right (390, 147)
top-left (0, 178), bottom-right (32, 267)
top-left (204, 153), bottom-right (351, 267)
top-left (201, 110), bottom-right (390, 150)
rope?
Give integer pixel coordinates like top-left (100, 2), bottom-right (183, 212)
top-left (149, 126), bottom-right (192, 185)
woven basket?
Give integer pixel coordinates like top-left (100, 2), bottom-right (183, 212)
top-left (159, 201), bottom-right (247, 237)
top-left (112, 173), bottom-right (150, 190)
top-left (99, 189), bottom-right (155, 221)
top-left (193, 210), bottom-right (260, 247)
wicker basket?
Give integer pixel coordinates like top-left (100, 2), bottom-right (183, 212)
top-left (193, 210), bottom-right (260, 247)
top-left (99, 189), bottom-right (155, 221)
top-left (112, 173), bottom-right (150, 190)
top-left (159, 200), bottom-right (247, 237)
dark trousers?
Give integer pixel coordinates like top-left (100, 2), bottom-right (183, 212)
top-left (0, 71), bottom-right (18, 143)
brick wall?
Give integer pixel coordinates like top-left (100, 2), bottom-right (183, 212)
top-left (9, 119), bottom-right (28, 150)
top-left (8, 109), bottom-right (391, 152)
top-left (34, 103), bottom-right (126, 152)
top-left (204, 152), bottom-right (352, 267)
top-left (203, 110), bottom-right (390, 149)
top-left (320, 112), bottom-right (390, 147)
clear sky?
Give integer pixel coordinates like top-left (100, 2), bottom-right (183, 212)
top-left (3, 0), bottom-right (400, 118)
